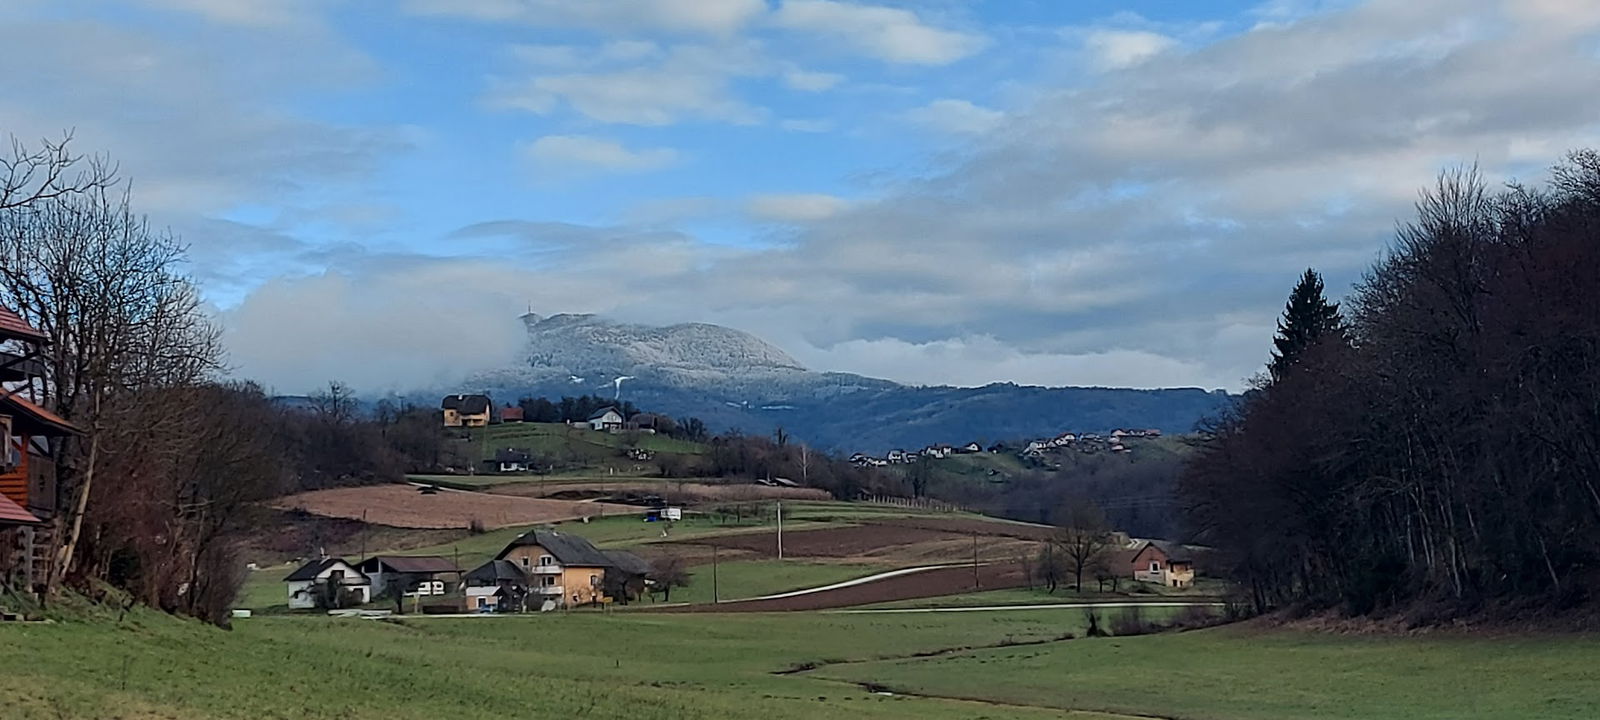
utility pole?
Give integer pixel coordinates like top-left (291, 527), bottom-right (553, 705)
top-left (776, 500), bottom-right (784, 560)
top-left (712, 544), bottom-right (719, 604)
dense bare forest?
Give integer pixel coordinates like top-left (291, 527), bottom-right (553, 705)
top-left (1183, 152), bottom-right (1600, 619)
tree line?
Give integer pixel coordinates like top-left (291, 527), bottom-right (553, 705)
top-left (1182, 151), bottom-right (1600, 619)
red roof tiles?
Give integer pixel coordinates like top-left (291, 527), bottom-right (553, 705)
top-left (0, 308), bottom-right (46, 344)
top-left (0, 391), bottom-right (80, 436)
top-left (0, 492), bottom-right (41, 526)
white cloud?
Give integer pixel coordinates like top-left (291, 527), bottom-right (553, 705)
top-left (404, 0), bottom-right (766, 36)
top-left (904, 98), bottom-right (1004, 135)
top-left (774, 0), bottom-right (986, 65)
top-left (520, 135), bottom-right (679, 175)
top-left (802, 335), bottom-right (1228, 389)
top-left (783, 67), bottom-right (844, 92)
top-left (1084, 30), bottom-right (1177, 70)
top-left (747, 193), bottom-right (847, 222)
top-left (489, 43), bottom-right (766, 125)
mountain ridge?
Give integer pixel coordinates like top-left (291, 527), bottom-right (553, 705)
top-left (462, 313), bottom-right (1232, 452)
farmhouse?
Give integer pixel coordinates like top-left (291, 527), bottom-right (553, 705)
top-left (1122, 541), bottom-right (1196, 588)
top-left (490, 448), bottom-right (534, 473)
top-left (465, 585), bottom-right (513, 612)
top-left (441, 394), bottom-right (492, 428)
top-left (625, 412), bottom-right (666, 433)
top-left (495, 529), bottom-right (615, 607)
top-left (0, 306), bottom-right (82, 590)
top-left (283, 558), bottom-right (371, 609)
top-left (587, 406), bottom-right (624, 432)
top-left (499, 405), bottom-right (525, 423)
top-left (357, 555), bottom-right (463, 598)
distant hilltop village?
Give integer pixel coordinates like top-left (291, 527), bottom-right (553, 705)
top-left (848, 427), bottom-right (1163, 467)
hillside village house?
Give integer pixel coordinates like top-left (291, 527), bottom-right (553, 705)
top-left (441, 394), bottom-right (492, 427)
top-left (357, 555), bottom-right (462, 598)
top-left (1120, 541), bottom-right (1196, 588)
top-left (499, 405), bottom-right (525, 422)
top-left (494, 529), bottom-right (618, 607)
top-left (490, 448), bottom-right (533, 473)
top-left (283, 558), bottom-right (371, 609)
top-left (587, 406), bottom-right (624, 432)
top-left (0, 307), bottom-right (82, 591)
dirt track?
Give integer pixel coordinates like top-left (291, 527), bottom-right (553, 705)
top-left (659, 562), bottom-right (1029, 612)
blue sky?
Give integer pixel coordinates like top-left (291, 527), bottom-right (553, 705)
top-left (2, 0), bottom-right (1597, 394)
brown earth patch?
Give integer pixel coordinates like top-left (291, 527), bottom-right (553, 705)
top-left (489, 480), bottom-right (829, 504)
top-left (871, 515), bottom-right (1056, 541)
top-left (271, 484), bottom-right (639, 529)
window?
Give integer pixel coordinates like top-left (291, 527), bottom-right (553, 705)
top-left (431, 581), bottom-right (445, 595)
top-left (476, 598), bottom-right (487, 609)
top-left (589, 574), bottom-right (599, 587)
top-left (540, 576), bottom-right (556, 587)
top-left (539, 555), bottom-right (555, 566)
top-left (519, 557), bottom-right (530, 569)
top-left (1149, 561), bottom-right (1161, 573)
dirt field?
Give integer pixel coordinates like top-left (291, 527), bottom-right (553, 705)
top-left (661, 562), bottom-right (1030, 612)
top-left (680, 524), bottom-right (966, 558)
top-left (488, 480), bottom-right (829, 503)
top-left (270, 484), bottom-right (639, 529)
top-left (873, 515), bottom-right (1056, 541)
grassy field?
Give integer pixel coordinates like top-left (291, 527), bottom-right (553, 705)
top-left (10, 594), bottom-right (1597, 720)
top-left (467, 422), bottom-right (707, 462)
top-left (2, 600), bottom-right (1126, 720)
top-left (813, 624), bottom-right (1600, 719)
top-left (667, 559), bottom-right (880, 604)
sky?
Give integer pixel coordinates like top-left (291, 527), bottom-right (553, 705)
top-left (2, 0), bottom-right (1598, 394)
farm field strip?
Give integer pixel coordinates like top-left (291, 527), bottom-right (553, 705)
top-left (827, 600), bottom-right (1226, 614)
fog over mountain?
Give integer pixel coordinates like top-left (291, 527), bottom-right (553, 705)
top-left (463, 313), bottom-right (1232, 452)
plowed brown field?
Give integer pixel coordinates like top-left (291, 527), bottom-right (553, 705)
top-left (271, 484), bottom-right (638, 529)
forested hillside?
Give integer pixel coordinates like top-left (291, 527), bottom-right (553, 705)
top-left (1183, 152), bottom-right (1600, 618)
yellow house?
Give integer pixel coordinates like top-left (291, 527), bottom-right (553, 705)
top-left (441, 394), bottom-right (492, 428)
top-left (494, 529), bottom-right (615, 607)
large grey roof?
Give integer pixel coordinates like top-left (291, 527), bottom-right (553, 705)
top-left (441, 394), bottom-right (491, 414)
top-left (496, 530), bottom-right (614, 567)
top-left (360, 555), bottom-right (461, 574)
top-left (465, 559), bottom-right (528, 584)
top-left (602, 550), bottom-right (652, 577)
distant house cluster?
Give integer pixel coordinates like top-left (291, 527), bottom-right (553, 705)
top-left (283, 529), bottom-right (654, 613)
top-left (437, 395), bottom-right (664, 436)
top-left (1021, 428), bottom-right (1162, 458)
top-left (849, 442), bottom-right (983, 468)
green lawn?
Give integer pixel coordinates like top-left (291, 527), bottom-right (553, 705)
top-left (2, 601), bottom-right (1124, 720)
top-left (667, 559), bottom-right (881, 604)
top-left (814, 624), bottom-right (1600, 719)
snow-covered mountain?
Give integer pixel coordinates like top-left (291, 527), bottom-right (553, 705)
top-left (463, 312), bottom-right (1231, 452)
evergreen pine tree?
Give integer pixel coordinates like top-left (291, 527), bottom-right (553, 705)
top-left (1269, 268), bottom-right (1345, 382)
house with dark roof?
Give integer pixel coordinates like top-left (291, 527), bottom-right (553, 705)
top-left (357, 555), bottom-right (463, 599)
top-left (495, 529), bottom-right (615, 607)
top-left (1118, 540), bottom-right (1196, 588)
top-left (587, 406), bottom-right (624, 432)
top-left (440, 394), bottom-right (492, 428)
top-left (489, 448), bottom-right (534, 474)
top-left (284, 558), bottom-right (371, 610)
top-left (600, 550), bottom-right (654, 604)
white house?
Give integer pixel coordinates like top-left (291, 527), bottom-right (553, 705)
top-left (283, 558), bottom-right (371, 610)
top-left (886, 449), bottom-right (906, 463)
top-left (588, 407), bottom-right (624, 431)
